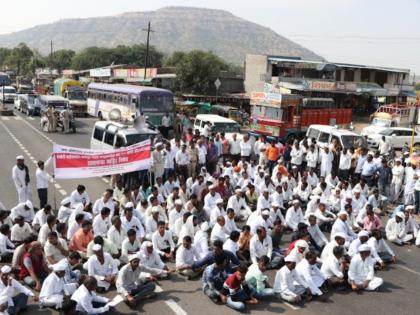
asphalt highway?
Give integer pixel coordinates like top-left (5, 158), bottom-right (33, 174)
top-left (0, 111), bottom-right (419, 315)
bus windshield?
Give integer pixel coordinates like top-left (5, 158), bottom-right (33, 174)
top-left (212, 122), bottom-right (241, 133)
top-left (68, 91), bottom-right (86, 100)
top-left (140, 95), bottom-right (173, 112)
top-left (372, 118), bottom-right (391, 127)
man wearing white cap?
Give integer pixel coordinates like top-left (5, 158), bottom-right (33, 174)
top-left (210, 199), bottom-right (226, 227)
top-left (152, 143), bottom-right (165, 184)
top-left (390, 158), bottom-right (405, 203)
top-left (145, 207), bottom-right (161, 240)
top-left (86, 244), bottom-right (119, 291)
top-left (203, 185), bottom-right (222, 218)
top-left (10, 200), bottom-right (35, 223)
top-left (273, 255), bottom-right (311, 304)
top-left (168, 199), bottom-right (186, 233)
top-left (331, 211), bottom-right (357, 243)
top-left (348, 244), bottom-right (383, 292)
top-left (211, 216), bottom-right (229, 243)
top-left (321, 233), bottom-right (348, 261)
top-left (0, 265), bottom-right (34, 315)
top-left (385, 212), bottom-right (413, 245)
top-left (57, 197), bottom-right (72, 224)
top-left (285, 200), bottom-right (305, 231)
top-left (296, 251), bottom-right (326, 298)
top-left (348, 230), bottom-right (370, 257)
top-left (116, 253), bottom-right (157, 307)
top-left (227, 189), bottom-right (251, 220)
top-left (12, 155), bottom-right (32, 204)
top-left (39, 262), bottom-right (67, 309)
top-left (249, 210), bottom-right (272, 235)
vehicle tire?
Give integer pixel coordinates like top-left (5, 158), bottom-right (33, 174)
top-left (72, 125), bottom-right (76, 133)
top-left (98, 112), bottom-right (103, 120)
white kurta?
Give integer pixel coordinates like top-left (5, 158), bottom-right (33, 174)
top-left (348, 254), bottom-right (383, 290)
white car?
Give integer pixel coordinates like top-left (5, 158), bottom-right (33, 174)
top-left (306, 124), bottom-right (366, 149)
top-left (14, 94), bottom-right (26, 111)
top-left (193, 114), bottom-right (244, 140)
top-left (366, 127), bottom-right (420, 150)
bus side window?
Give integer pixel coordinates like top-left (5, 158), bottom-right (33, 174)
top-left (93, 128), bottom-right (104, 141)
top-left (104, 131), bottom-right (115, 146)
top-left (131, 96), bottom-right (137, 107)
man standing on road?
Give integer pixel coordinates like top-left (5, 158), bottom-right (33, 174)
top-left (62, 109), bottom-right (71, 134)
top-left (12, 156), bottom-right (32, 204)
top-left (152, 143), bottom-right (165, 184)
top-left (36, 158), bottom-right (53, 209)
top-left (161, 112), bottom-right (171, 139)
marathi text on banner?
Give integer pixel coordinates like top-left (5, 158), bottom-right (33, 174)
top-left (53, 140), bottom-right (151, 179)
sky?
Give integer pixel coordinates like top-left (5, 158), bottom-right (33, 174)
top-left (1, 0), bottom-right (419, 75)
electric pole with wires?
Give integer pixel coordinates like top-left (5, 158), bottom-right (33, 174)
top-left (142, 22), bottom-right (155, 81)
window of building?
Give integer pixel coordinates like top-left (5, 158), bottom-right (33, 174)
top-left (344, 70), bottom-right (355, 81)
top-left (361, 69), bottom-right (370, 82)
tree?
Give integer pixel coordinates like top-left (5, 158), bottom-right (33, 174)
top-left (0, 48), bottom-right (11, 68)
top-left (70, 47), bottom-right (113, 70)
top-left (4, 43), bottom-right (33, 75)
top-left (48, 49), bottom-right (75, 72)
top-left (416, 82), bottom-right (420, 91)
top-left (169, 50), bottom-right (229, 94)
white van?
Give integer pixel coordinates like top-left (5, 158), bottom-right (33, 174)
top-left (306, 124), bottom-right (366, 149)
top-left (90, 121), bottom-right (159, 150)
top-left (193, 114), bottom-right (242, 139)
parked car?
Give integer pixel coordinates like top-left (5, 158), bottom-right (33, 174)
top-left (193, 114), bottom-right (243, 140)
top-left (366, 127), bottom-right (420, 150)
top-left (306, 124), bottom-right (366, 149)
top-left (20, 94), bottom-right (41, 116)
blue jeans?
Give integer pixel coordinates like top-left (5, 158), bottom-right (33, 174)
top-left (8, 293), bottom-right (28, 315)
top-left (250, 287), bottom-right (275, 299)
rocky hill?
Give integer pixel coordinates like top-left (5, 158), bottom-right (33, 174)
top-left (0, 6), bottom-right (323, 63)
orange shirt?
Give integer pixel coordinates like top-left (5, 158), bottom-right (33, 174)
top-left (69, 228), bottom-right (93, 252)
top-left (266, 146), bottom-right (280, 161)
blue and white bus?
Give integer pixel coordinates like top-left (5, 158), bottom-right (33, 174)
top-left (87, 83), bottom-right (174, 126)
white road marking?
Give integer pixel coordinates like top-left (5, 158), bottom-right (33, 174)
top-left (17, 114), bottom-right (55, 143)
top-left (27, 117), bottom-right (35, 120)
top-left (154, 285), bottom-right (188, 315)
top-left (102, 178), bottom-right (110, 183)
top-left (398, 265), bottom-right (420, 277)
top-left (14, 116), bottom-right (22, 120)
top-left (54, 183), bottom-right (62, 189)
top-left (284, 302), bottom-right (301, 310)
top-left (1, 117), bottom-right (9, 121)
top-left (59, 189), bottom-right (67, 196)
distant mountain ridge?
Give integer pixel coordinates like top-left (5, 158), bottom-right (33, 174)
top-left (0, 6), bottom-right (323, 63)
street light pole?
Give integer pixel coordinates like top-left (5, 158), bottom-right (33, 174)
top-left (142, 22), bottom-right (155, 81)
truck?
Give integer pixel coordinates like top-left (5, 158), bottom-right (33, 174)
top-left (248, 92), bottom-right (352, 142)
top-left (54, 78), bottom-right (87, 116)
top-left (361, 103), bottom-right (416, 136)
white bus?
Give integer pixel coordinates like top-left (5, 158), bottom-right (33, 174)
top-left (87, 83), bottom-right (174, 126)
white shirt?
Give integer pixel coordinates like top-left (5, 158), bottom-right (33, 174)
top-left (210, 223), bottom-right (228, 243)
top-left (71, 284), bottom-right (109, 314)
top-left (176, 245), bottom-right (199, 268)
top-left (32, 209), bottom-right (49, 227)
top-left (321, 255), bottom-right (344, 278)
top-left (367, 237), bottom-right (395, 263)
top-left (107, 225), bottom-right (126, 250)
top-left (11, 223), bottom-right (33, 242)
top-left (0, 278), bottom-right (34, 307)
top-left (250, 234), bottom-right (273, 263)
top-left (38, 223), bottom-right (55, 245)
top-left (12, 165), bottom-right (27, 190)
top-left (291, 147), bottom-right (304, 165)
top-left (348, 253), bottom-right (376, 284)
top-left (10, 203), bottom-right (35, 223)
top-left (0, 233), bottom-right (14, 254)
top-left (223, 238), bottom-right (239, 256)
top-left (240, 140), bottom-right (252, 157)
top-left (306, 150), bottom-right (318, 168)
top-left (121, 216), bottom-right (145, 239)
top-left (224, 215), bottom-right (240, 235)
top-left (331, 218), bottom-right (357, 242)
top-left (57, 205), bottom-right (73, 224)
top-left (70, 190), bottom-right (90, 206)
top-left (39, 272), bottom-right (64, 300)
top-left (92, 198), bottom-right (115, 217)
top-left (307, 224), bottom-right (328, 247)
top-left (229, 139), bottom-right (241, 155)
top-left (296, 259), bottom-right (325, 296)
top-left (152, 230), bottom-right (175, 255)
top-left (339, 152), bottom-right (352, 170)
top-left (164, 148), bottom-right (176, 169)
top-left (227, 195), bottom-right (250, 216)
top-left (175, 150), bottom-right (189, 165)
top-left (162, 115), bottom-right (171, 127)
top-left (92, 214), bottom-right (111, 237)
top-left (87, 253), bottom-right (118, 279)
top-left (35, 167), bottom-right (51, 189)
top-left (273, 265), bottom-right (307, 296)
top-left (285, 206), bottom-right (304, 231)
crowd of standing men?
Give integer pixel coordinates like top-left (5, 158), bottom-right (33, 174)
top-left (0, 124), bottom-right (419, 314)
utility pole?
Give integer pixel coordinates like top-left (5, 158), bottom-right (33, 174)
top-left (50, 40), bottom-right (54, 72)
top-left (142, 22), bottom-right (155, 81)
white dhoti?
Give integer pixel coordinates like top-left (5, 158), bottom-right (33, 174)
top-left (40, 294), bottom-right (64, 309)
top-left (388, 233), bottom-right (413, 245)
top-left (350, 277), bottom-right (383, 291)
top-left (280, 285), bottom-right (306, 302)
top-left (16, 185), bottom-right (32, 203)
